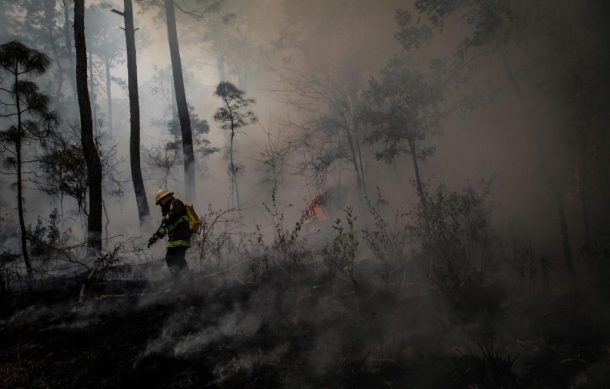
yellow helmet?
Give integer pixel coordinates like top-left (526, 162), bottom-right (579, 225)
top-left (154, 188), bottom-right (174, 205)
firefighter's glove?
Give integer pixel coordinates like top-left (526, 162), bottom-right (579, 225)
top-left (147, 235), bottom-right (158, 248)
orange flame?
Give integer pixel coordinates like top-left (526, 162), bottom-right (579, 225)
top-left (304, 195), bottom-right (327, 224)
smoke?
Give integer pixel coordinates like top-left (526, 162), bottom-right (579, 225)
top-left (143, 303), bottom-right (262, 357)
top-left (1, 0), bottom-right (601, 258)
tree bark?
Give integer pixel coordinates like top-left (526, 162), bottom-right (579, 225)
top-left (14, 72), bottom-right (33, 276)
top-left (123, 0), bottom-right (150, 225)
top-left (62, 0), bottom-right (77, 107)
top-left (74, 0), bottom-right (103, 255)
top-left (165, 0), bottom-right (195, 200)
top-left (88, 50), bottom-right (97, 133)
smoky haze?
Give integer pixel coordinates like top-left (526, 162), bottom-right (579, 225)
top-left (0, 0), bottom-right (590, 246)
top-left (1, 0), bottom-right (609, 387)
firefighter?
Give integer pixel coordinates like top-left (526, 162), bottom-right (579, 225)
top-left (148, 189), bottom-right (190, 276)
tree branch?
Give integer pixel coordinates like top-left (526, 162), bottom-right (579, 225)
top-left (173, 0), bottom-right (222, 20)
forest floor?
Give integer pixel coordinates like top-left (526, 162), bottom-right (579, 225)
top-left (0, 268), bottom-right (609, 388)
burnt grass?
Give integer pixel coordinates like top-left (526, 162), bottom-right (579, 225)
top-left (1, 268), bottom-right (609, 388)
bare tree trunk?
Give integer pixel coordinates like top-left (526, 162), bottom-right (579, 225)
top-left (499, 48), bottom-right (573, 267)
top-left (14, 74), bottom-right (32, 276)
top-left (75, 0), bottom-right (103, 255)
top-left (229, 122), bottom-right (241, 212)
top-left (88, 50), bottom-right (97, 133)
top-left (122, 0), bottom-right (150, 225)
top-left (104, 56), bottom-right (113, 133)
top-left (62, 0), bottom-right (77, 106)
top-left (165, 0), bottom-right (195, 200)
top-left (171, 73), bottom-right (177, 123)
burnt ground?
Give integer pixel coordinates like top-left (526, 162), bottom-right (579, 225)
top-left (1, 269), bottom-right (609, 388)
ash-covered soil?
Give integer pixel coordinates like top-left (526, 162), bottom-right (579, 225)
top-left (1, 270), bottom-right (609, 388)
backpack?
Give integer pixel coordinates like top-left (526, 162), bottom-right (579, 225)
top-left (186, 204), bottom-right (201, 234)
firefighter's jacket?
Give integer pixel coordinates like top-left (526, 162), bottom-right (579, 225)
top-left (155, 198), bottom-right (191, 248)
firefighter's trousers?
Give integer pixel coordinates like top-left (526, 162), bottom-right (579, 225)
top-left (165, 246), bottom-right (189, 275)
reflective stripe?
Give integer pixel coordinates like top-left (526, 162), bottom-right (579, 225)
top-left (159, 215), bottom-right (189, 237)
top-left (167, 215), bottom-right (189, 232)
top-left (167, 240), bottom-right (190, 248)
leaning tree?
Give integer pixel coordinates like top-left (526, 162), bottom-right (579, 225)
top-left (0, 41), bottom-right (58, 276)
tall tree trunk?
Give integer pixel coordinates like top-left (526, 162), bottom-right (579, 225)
top-left (14, 74), bottom-right (32, 276)
top-left (62, 0), bottom-right (77, 107)
top-left (74, 0), bottom-right (103, 255)
top-left (122, 0), bottom-right (150, 225)
top-left (88, 50), bottom-right (97, 133)
top-left (229, 129), bottom-right (241, 211)
top-left (499, 48), bottom-right (573, 267)
top-left (227, 106), bottom-right (241, 212)
top-left (171, 73), bottom-right (177, 123)
top-left (104, 56), bottom-right (113, 133)
top-left (165, 0), bottom-right (195, 200)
